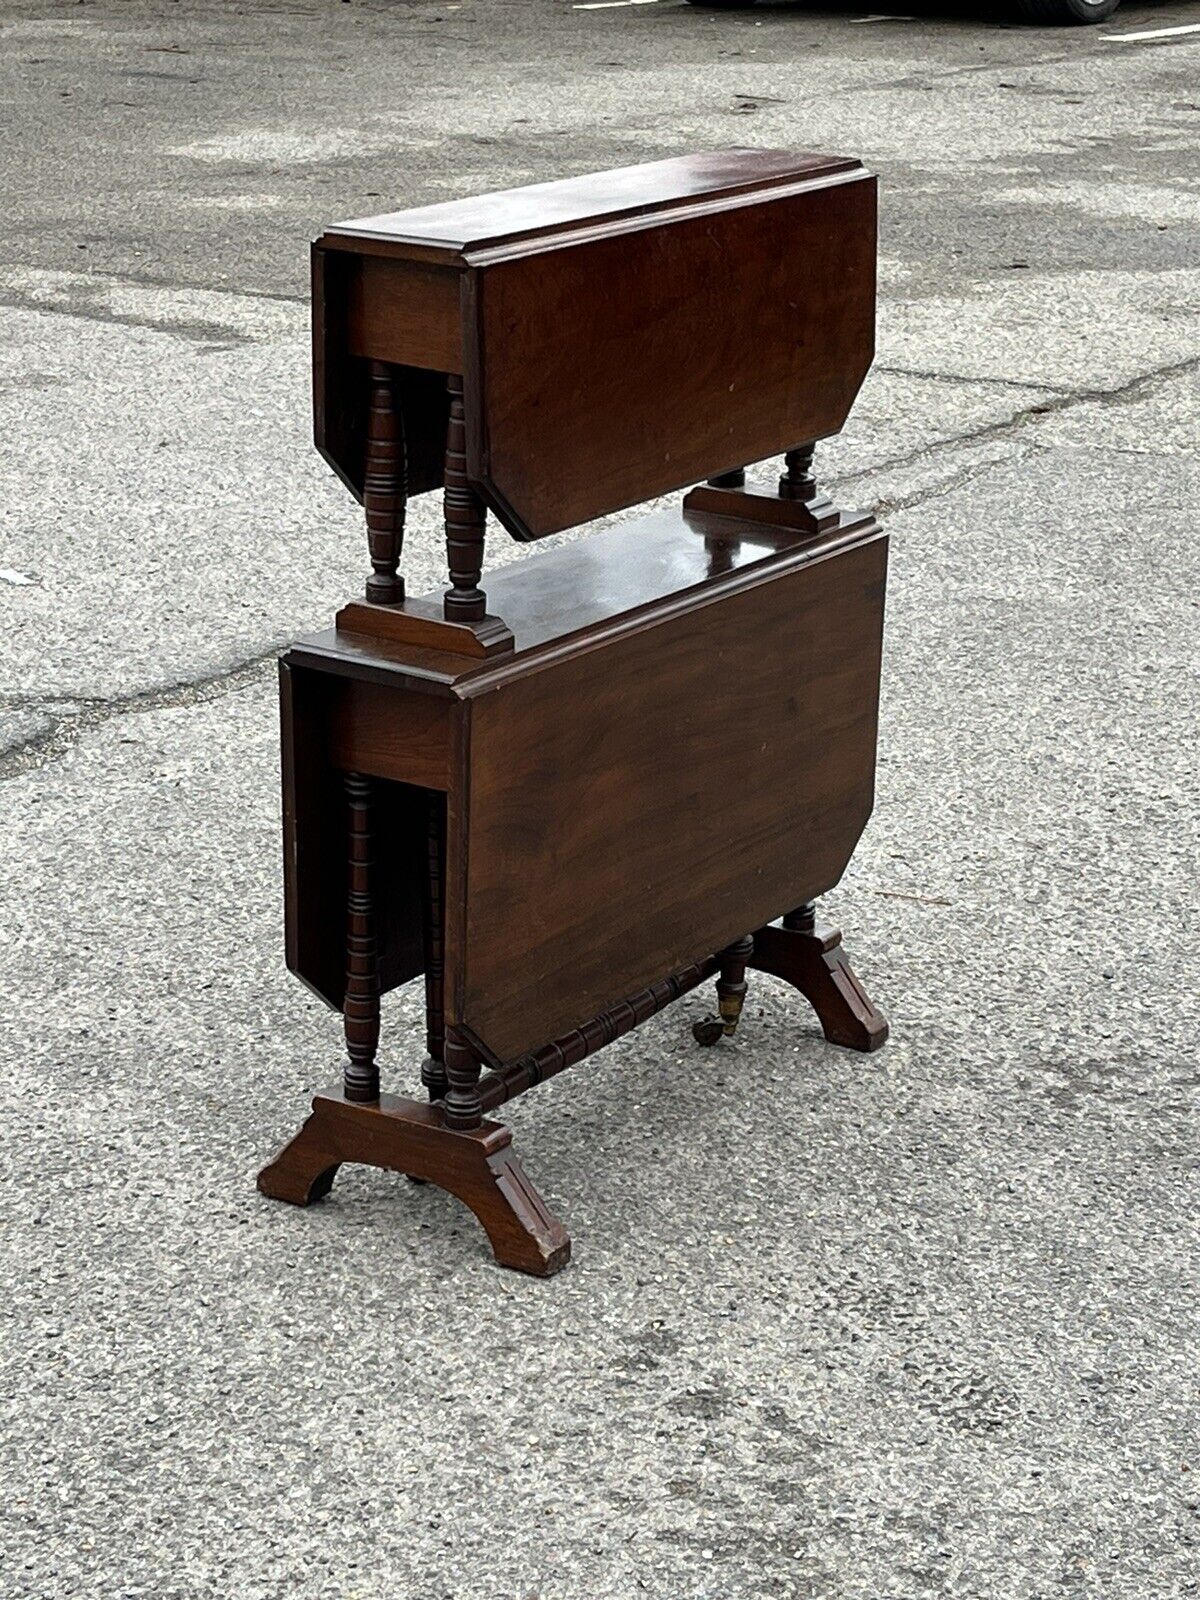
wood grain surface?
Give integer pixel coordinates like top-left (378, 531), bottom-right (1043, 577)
top-left (452, 525), bottom-right (888, 1062)
top-left (465, 170), bottom-right (876, 538)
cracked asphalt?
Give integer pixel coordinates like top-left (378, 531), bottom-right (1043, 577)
top-left (2, 2), bottom-right (1198, 1597)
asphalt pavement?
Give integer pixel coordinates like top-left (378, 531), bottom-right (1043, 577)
top-left (2, 2), bottom-right (1198, 1596)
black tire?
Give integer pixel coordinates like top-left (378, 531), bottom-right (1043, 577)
top-left (1016, 0), bottom-right (1119, 22)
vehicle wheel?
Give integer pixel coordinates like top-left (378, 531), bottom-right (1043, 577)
top-left (1016, 0), bottom-right (1119, 22)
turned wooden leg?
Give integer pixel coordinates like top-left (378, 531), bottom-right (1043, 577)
top-left (363, 361), bottom-right (406, 605)
top-left (750, 902), bottom-right (888, 1052)
top-left (707, 467), bottom-right (745, 489)
top-left (693, 934), bottom-right (754, 1046)
top-left (342, 772), bottom-right (381, 1102)
top-left (778, 442), bottom-right (838, 534)
top-left (443, 374), bottom-right (488, 622)
top-left (717, 933), bottom-right (754, 1035)
top-left (779, 442), bottom-right (817, 501)
top-left (420, 790), bottom-right (448, 1102)
top-left (257, 1089), bottom-right (571, 1276)
top-left (443, 1025), bottom-right (483, 1131)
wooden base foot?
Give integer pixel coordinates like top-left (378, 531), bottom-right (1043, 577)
top-left (682, 483), bottom-right (842, 537)
top-left (257, 1087), bottom-right (571, 1276)
top-left (750, 919), bottom-right (888, 1053)
top-left (336, 598), bottom-right (515, 659)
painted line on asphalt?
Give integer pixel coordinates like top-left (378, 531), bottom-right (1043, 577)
top-left (1101, 22), bottom-right (1200, 41)
top-left (573, 0), bottom-right (660, 9)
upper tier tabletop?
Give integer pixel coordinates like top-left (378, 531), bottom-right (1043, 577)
top-left (290, 499), bottom-right (882, 698)
top-left (314, 146), bottom-right (877, 539)
top-left (319, 148), bottom-right (862, 262)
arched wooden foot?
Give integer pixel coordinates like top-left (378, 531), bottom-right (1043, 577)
top-left (257, 1110), bottom-right (341, 1204)
top-left (750, 907), bottom-right (888, 1053)
top-left (257, 1088), bottom-right (571, 1276)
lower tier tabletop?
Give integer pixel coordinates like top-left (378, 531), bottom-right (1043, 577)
top-left (282, 501), bottom-right (888, 1066)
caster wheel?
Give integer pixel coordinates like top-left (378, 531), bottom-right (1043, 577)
top-left (692, 1016), bottom-right (725, 1047)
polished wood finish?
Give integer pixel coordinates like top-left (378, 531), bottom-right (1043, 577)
top-left (751, 911), bottom-right (888, 1053)
top-left (335, 596), bottom-right (514, 658)
top-left (327, 676), bottom-right (451, 790)
top-left (315, 148), bottom-right (875, 548)
top-left (465, 172), bottom-right (874, 539)
top-left (316, 503), bottom-right (833, 689)
top-left (778, 441), bottom-right (839, 532)
top-left (443, 375), bottom-right (488, 619)
top-left (281, 661), bottom-right (427, 1012)
top-left (361, 361), bottom-right (406, 604)
top-left (454, 522), bottom-right (886, 1065)
top-left (258, 1088), bottom-right (570, 1276)
top-left (341, 773), bottom-right (381, 1102)
top-left (326, 149), bottom-right (859, 261)
top-left (347, 256), bottom-right (461, 371)
top-left (683, 482), bottom-right (840, 537)
top-left (420, 792), bottom-right (449, 1101)
top-left (312, 247), bottom-right (447, 506)
top-left (286, 506), bottom-right (880, 1014)
top-left (284, 503), bottom-right (888, 1047)
top-left (476, 956), bottom-right (718, 1112)
top-left (442, 1025), bottom-right (484, 1132)
top-left (685, 443), bottom-right (840, 537)
top-left (264, 150), bottom-right (892, 1274)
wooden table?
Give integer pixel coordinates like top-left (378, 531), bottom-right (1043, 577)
top-left (258, 150), bottom-right (889, 1275)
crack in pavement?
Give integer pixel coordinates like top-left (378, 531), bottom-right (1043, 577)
top-left (834, 350), bottom-right (1200, 494)
top-left (874, 364), bottom-right (1070, 396)
top-left (3, 346), bottom-right (1195, 783)
top-left (866, 445), bottom-right (1033, 522)
top-left (0, 646), bottom-right (284, 782)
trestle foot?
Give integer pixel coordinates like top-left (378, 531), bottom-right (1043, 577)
top-left (750, 911), bottom-right (888, 1053)
top-left (257, 1088), bottom-right (571, 1276)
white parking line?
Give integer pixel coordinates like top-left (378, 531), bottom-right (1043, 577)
top-left (1102, 21), bottom-right (1200, 41)
top-left (573, 0), bottom-right (660, 8)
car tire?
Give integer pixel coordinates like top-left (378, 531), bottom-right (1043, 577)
top-left (1015, 0), bottom-right (1119, 22)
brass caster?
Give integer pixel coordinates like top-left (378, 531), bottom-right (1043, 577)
top-left (692, 1016), bottom-right (725, 1047)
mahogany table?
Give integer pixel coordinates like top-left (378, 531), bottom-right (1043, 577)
top-left (258, 149), bottom-right (889, 1275)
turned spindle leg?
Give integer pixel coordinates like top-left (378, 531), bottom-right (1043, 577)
top-left (443, 1027), bottom-right (483, 1131)
top-left (716, 933), bottom-right (754, 1036)
top-left (342, 773), bottom-right (381, 1102)
top-left (363, 361), bottom-right (406, 605)
top-left (779, 443), bottom-right (816, 502)
top-left (443, 375), bottom-right (488, 622)
top-left (783, 900), bottom-right (817, 935)
top-left (778, 442), bottom-right (839, 534)
top-left (693, 934), bottom-right (754, 1046)
top-left (420, 791), bottom-right (449, 1102)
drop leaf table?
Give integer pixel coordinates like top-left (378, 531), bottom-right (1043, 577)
top-left (257, 149), bottom-right (890, 1275)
